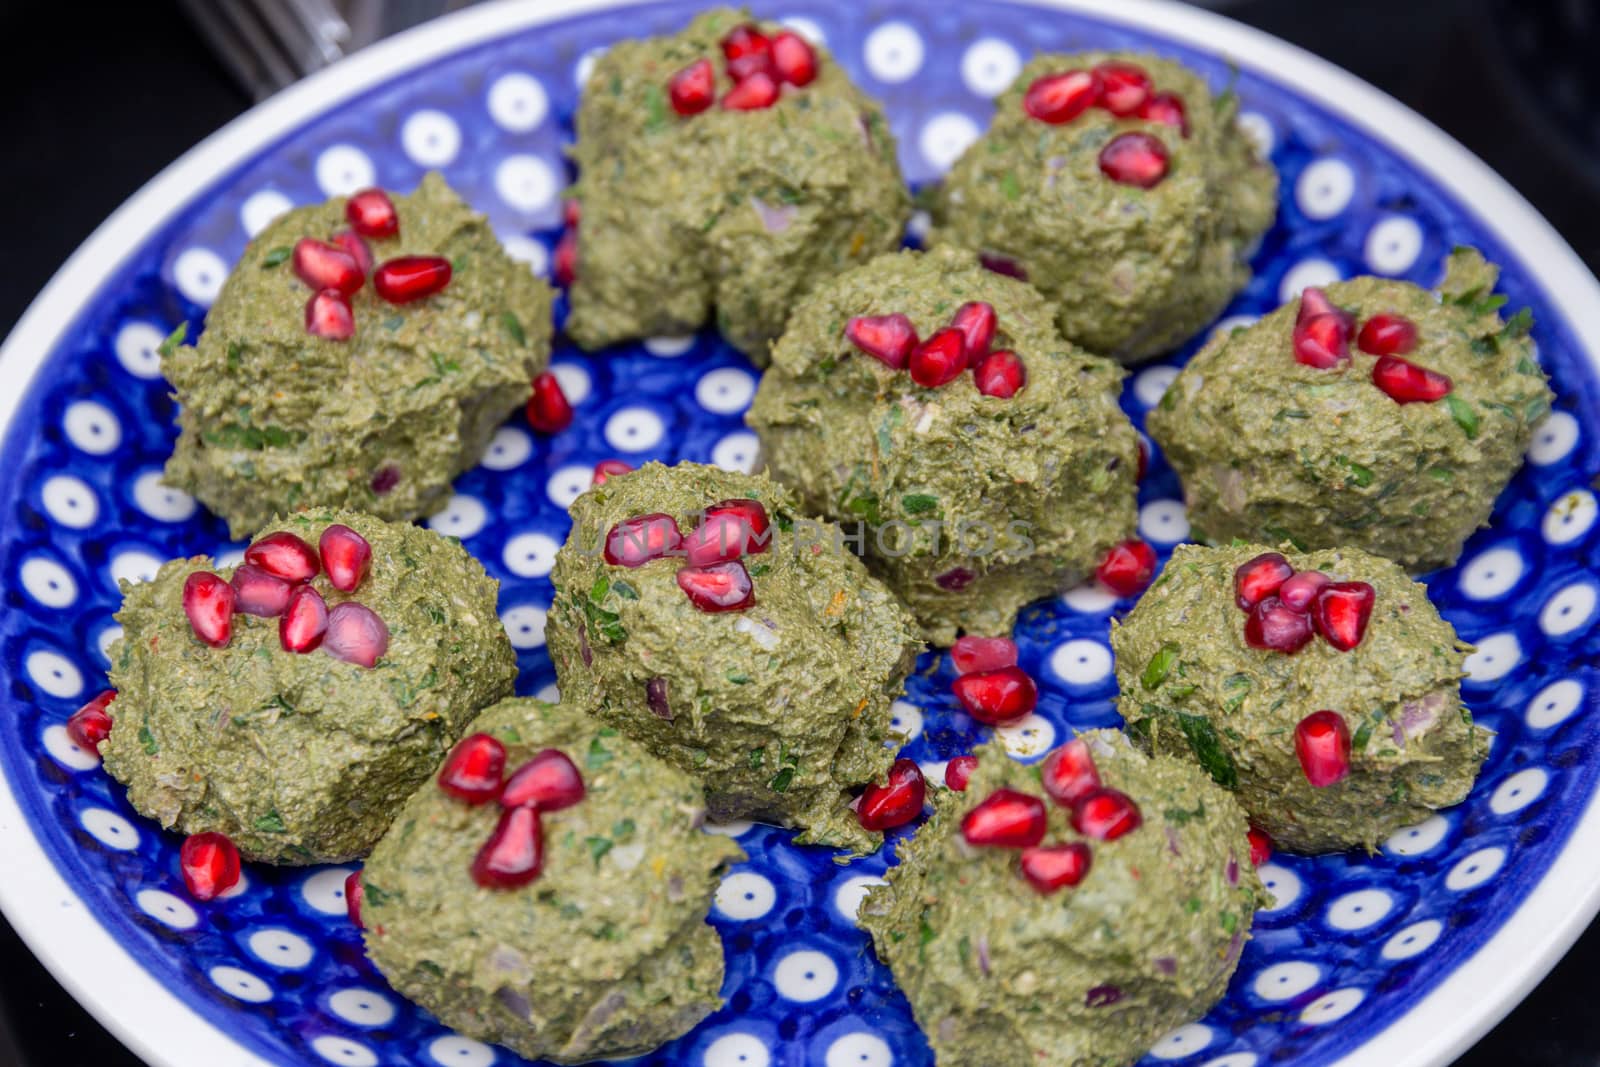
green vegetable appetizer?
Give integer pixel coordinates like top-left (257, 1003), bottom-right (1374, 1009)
top-left (563, 8), bottom-right (910, 361)
top-left (1112, 542), bottom-right (1486, 853)
top-left (362, 697), bottom-right (743, 1065)
top-left (1149, 248), bottom-right (1552, 571)
top-left (164, 172), bottom-right (553, 537)
top-left (860, 731), bottom-right (1262, 1067)
top-left (747, 248), bottom-right (1139, 643)
top-left (102, 508), bottom-right (516, 863)
top-left (932, 53), bottom-right (1276, 364)
top-left (545, 461), bottom-right (922, 853)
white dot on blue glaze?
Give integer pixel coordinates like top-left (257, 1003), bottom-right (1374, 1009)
top-left (863, 23), bottom-right (924, 82)
top-left (1133, 365), bottom-right (1179, 407)
top-left (1295, 159), bottom-right (1355, 219)
top-left (41, 724), bottom-right (100, 770)
top-left (27, 649), bottom-right (83, 699)
top-left (500, 606), bottom-right (548, 650)
top-left (1301, 987), bottom-right (1366, 1024)
top-left (310, 1035), bottom-right (378, 1067)
top-left (772, 949), bottom-right (839, 1002)
top-left (703, 1032), bottom-right (771, 1067)
top-left (919, 113), bottom-right (980, 171)
top-left (132, 471), bottom-right (198, 523)
top-left (1381, 918), bottom-right (1443, 960)
top-left (247, 927), bottom-right (316, 970)
top-left (547, 464), bottom-right (595, 508)
top-left (499, 233), bottom-right (550, 276)
top-left (834, 874), bottom-right (886, 924)
top-left (1539, 582), bottom-right (1597, 637)
top-left (173, 247), bottom-right (228, 305)
top-left (20, 556), bottom-right (77, 609)
top-left (427, 495), bottom-right (488, 539)
top-left (889, 700), bottom-right (924, 741)
top-left (314, 145), bottom-right (376, 196)
top-left (427, 1035), bottom-right (497, 1067)
top-left (503, 532), bottom-right (561, 578)
top-left (63, 400), bottom-right (121, 455)
top-left (110, 549), bottom-right (162, 587)
top-left (604, 407), bottom-right (667, 452)
top-left (96, 626), bottom-right (123, 666)
top-left (481, 426), bottom-right (533, 471)
top-left (1526, 678), bottom-right (1584, 729)
top-left (1139, 499), bottom-right (1190, 544)
top-left (779, 16), bottom-right (825, 45)
top-left (961, 38), bottom-right (1021, 98)
top-left (715, 872), bottom-right (777, 920)
top-left (711, 432), bottom-right (761, 474)
top-left (494, 155), bottom-right (558, 216)
top-left (1325, 888), bottom-right (1395, 931)
top-left (1050, 638), bottom-right (1112, 685)
top-left (1237, 112), bottom-right (1275, 158)
top-left (79, 808), bottom-right (139, 851)
top-left (1542, 489), bottom-right (1596, 546)
top-left (240, 189), bottom-right (293, 236)
top-left (1148, 1023), bottom-right (1213, 1060)
top-left (696, 368), bottom-right (758, 415)
top-left (824, 1032), bottom-right (892, 1067)
top-left (535, 681), bottom-right (560, 703)
top-left (488, 72), bottom-right (549, 132)
top-left (114, 321), bottom-right (168, 378)
top-left (1445, 846), bottom-right (1506, 891)
top-left (327, 988), bottom-right (397, 1028)
top-left (1199, 1055), bottom-right (1259, 1067)
top-left (1252, 960), bottom-right (1320, 1001)
top-left (1383, 814), bottom-right (1449, 857)
top-left (1490, 767), bottom-right (1548, 814)
top-left (1462, 633), bottom-right (1521, 683)
top-left (41, 474), bottom-right (97, 527)
top-left (550, 363), bottom-right (592, 406)
top-left (702, 819), bottom-right (754, 838)
top-left (134, 888), bottom-right (199, 930)
top-left (1528, 410), bottom-right (1579, 465)
top-left (1279, 258), bottom-right (1343, 302)
top-left (1456, 545), bottom-right (1524, 599)
top-left (1060, 582), bottom-right (1118, 614)
top-left (1363, 216), bottom-right (1423, 275)
top-left (644, 334), bottom-right (695, 357)
top-left (402, 110), bottom-right (462, 167)
top-left (1256, 863), bottom-right (1302, 912)
top-left (574, 46), bottom-right (608, 91)
top-left (209, 965), bottom-right (273, 1003)
top-left (300, 867), bottom-right (357, 916)
top-left (995, 714), bottom-right (1056, 759)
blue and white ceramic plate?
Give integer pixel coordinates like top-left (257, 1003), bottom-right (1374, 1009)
top-left (2, 2), bottom-right (1598, 1065)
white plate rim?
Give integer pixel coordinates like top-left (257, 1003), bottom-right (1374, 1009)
top-left (1, 2), bottom-right (1597, 1066)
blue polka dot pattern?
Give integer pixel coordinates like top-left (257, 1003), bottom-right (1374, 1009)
top-left (1, 3), bottom-right (1598, 1067)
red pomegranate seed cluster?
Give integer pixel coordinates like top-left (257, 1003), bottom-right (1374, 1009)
top-left (1021, 60), bottom-right (1186, 188)
top-left (666, 23), bottom-right (818, 117)
top-left (602, 498), bottom-right (769, 614)
top-left (1247, 827), bottom-right (1274, 866)
top-left (181, 525), bottom-right (388, 668)
top-left (436, 734), bottom-right (587, 889)
top-left (1233, 551), bottom-right (1375, 655)
top-left (948, 636), bottom-right (1036, 725)
top-left (844, 300), bottom-right (1027, 397)
top-left (1292, 291), bottom-right (1451, 403)
top-left (855, 758), bottom-right (927, 831)
top-left (66, 690), bottom-right (116, 750)
top-left (179, 831), bottom-right (241, 901)
top-left (959, 738), bottom-right (1142, 894)
top-left (1095, 539), bottom-right (1158, 598)
top-left (283, 188), bottom-right (453, 341)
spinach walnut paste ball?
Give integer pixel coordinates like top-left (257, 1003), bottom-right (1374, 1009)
top-left (101, 508), bottom-right (517, 863)
top-left (860, 731), bottom-right (1262, 1067)
top-left (932, 53), bottom-right (1276, 364)
top-left (163, 172), bottom-right (554, 537)
top-left (747, 247), bottom-right (1140, 644)
top-left (546, 462), bottom-right (922, 853)
top-left (1113, 542), bottom-right (1486, 854)
top-left (361, 697), bottom-right (743, 1064)
top-left (1149, 248), bottom-right (1552, 571)
top-left (562, 8), bottom-right (910, 361)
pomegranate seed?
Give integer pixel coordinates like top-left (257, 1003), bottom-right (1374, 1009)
top-left (961, 788), bottom-right (1047, 848)
top-left (1096, 539), bottom-right (1157, 597)
top-left (1295, 710), bottom-right (1351, 787)
top-left (66, 690), bottom-right (115, 750)
top-left (1312, 581), bottom-right (1376, 651)
top-left (305, 288), bottom-right (355, 341)
top-left (280, 585), bottom-right (329, 653)
top-left (952, 665), bottom-right (1037, 725)
top-left (231, 563), bottom-right (293, 618)
top-left (936, 567), bottom-right (975, 591)
top-left (974, 350), bottom-right (1027, 398)
top-left (604, 514), bottom-right (683, 567)
top-left (1244, 596), bottom-right (1314, 654)
top-left (1098, 132), bottom-right (1169, 188)
top-left (553, 229), bottom-right (578, 286)
top-left (1233, 552), bottom-right (1293, 609)
top-left (684, 498), bottom-right (771, 565)
top-left (344, 870), bottom-right (364, 927)
top-left (669, 58), bottom-right (715, 116)
top-left (1372, 355), bottom-right (1453, 403)
top-left (323, 602), bottom-right (389, 668)
top-left (1071, 787), bottom-right (1143, 841)
top-left (593, 459), bottom-right (632, 485)
top-left (1136, 436), bottom-right (1150, 481)
top-left (438, 733), bottom-right (507, 804)
top-left (771, 31), bottom-right (817, 86)
top-left (371, 465), bottom-right (401, 495)
top-left (1277, 570), bottom-right (1330, 612)
top-left (563, 199), bottom-right (581, 227)
top-left (1023, 69), bottom-right (1100, 124)
top-left (374, 255), bottom-right (452, 304)
top-left (950, 636), bottom-right (1018, 675)
top-left (950, 301), bottom-right (997, 365)
top-left (1040, 738), bottom-right (1101, 807)
top-left (345, 188), bottom-right (399, 239)
top-left (721, 24), bottom-right (773, 80)
top-left (180, 832), bottom-right (242, 902)
top-left (909, 327), bottom-right (967, 388)
top-left (292, 238), bottom-right (364, 295)
top-left (722, 72), bottom-right (778, 110)
top-left (501, 748), bottom-right (585, 811)
top-left (857, 758), bottom-right (927, 831)
top-left (1293, 313), bottom-right (1352, 369)
top-left (1020, 842), bottom-right (1093, 893)
top-left (846, 313), bottom-right (918, 369)
top-left (1094, 61), bottom-right (1151, 116)
top-left (979, 252), bottom-right (1028, 281)
top-left (1298, 287), bottom-right (1347, 325)
top-left (472, 805), bottom-right (543, 889)
top-left (944, 755), bottom-right (978, 792)
top-left (333, 230), bottom-right (373, 276)
top-left (677, 559), bottom-right (756, 612)
top-left (245, 531), bottom-right (321, 582)
top-left (1357, 312), bottom-right (1419, 355)
top-left (1138, 91), bottom-right (1189, 135)
top-left (1247, 827), bottom-right (1273, 866)
top-left (319, 524), bottom-right (372, 593)
top-left (182, 571), bottom-right (235, 648)
top-left (526, 371), bottom-right (573, 434)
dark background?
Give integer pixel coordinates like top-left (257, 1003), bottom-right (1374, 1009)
top-left (2, 1), bottom-right (1597, 1064)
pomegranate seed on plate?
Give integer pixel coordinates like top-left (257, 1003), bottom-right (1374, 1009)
top-left (345, 188), bottom-right (399, 239)
top-left (1233, 552), bottom-right (1294, 609)
top-left (333, 230), bottom-right (373, 276)
top-left (180, 832), bottom-right (241, 901)
top-left (1244, 596), bottom-right (1314, 654)
top-left (1372, 354), bottom-right (1453, 403)
top-left (1357, 312), bottom-right (1419, 355)
top-left (66, 690), bottom-right (115, 750)
top-left (1278, 570), bottom-right (1330, 613)
top-left (684, 498), bottom-right (771, 565)
top-left (961, 788), bottom-right (1047, 848)
top-left (1020, 842), bottom-right (1092, 893)
top-left (974, 350), bottom-right (1027, 398)
top-left (1071, 787), bottom-right (1143, 840)
top-left (944, 755), bottom-right (978, 792)
top-left (1247, 827), bottom-right (1273, 866)
top-left (846, 313), bottom-right (918, 369)
top-left (677, 559), bottom-right (756, 612)
top-left (231, 563), bottom-right (293, 618)
top-left (1312, 581), bottom-right (1376, 651)
top-left (1093, 60), bottom-right (1151, 116)
top-left (245, 531), bottom-right (321, 582)
top-left (952, 665), bottom-right (1037, 725)
top-left (292, 238), bottom-right (364, 294)
top-left (280, 585), bottom-right (329, 653)
top-left (721, 24), bottom-right (773, 81)
top-left (604, 514), bottom-right (683, 567)
top-left (1040, 738), bottom-right (1101, 807)
top-left (526, 371), bottom-right (573, 434)
top-left (1096, 539), bottom-right (1157, 598)
top-left (857, 758), bottom-right (927, 831)
top-left (1294, 710), bottom-right (1351, 787)
top-left (950, 635), bottom-right (1017, 675)
top-left (1098, 132), bottom-right (1169, 187)
top-left (722, 71), bottom-right (778, 111)
top-left (1023, 69), bottom-right (1099, 124)
top-left (553, 229), bottom-right (578, 286)
top-left (472, 806), bottom-right (543, 889)
top-left (305, 288), bottom-right (355, 341)
top-left (909, 327), bottom-right (967, 388)
top-left (950, 301), bottom-right (997, 364)
top-left (502, 748), bottom-right (586, 811)
top-left (374, 255), bottom-right (452, 304)
top-left (319, 524), bottom-right (372, 593)
top-left (1138, 91), bottom-right (1188, 135)
top-left (323, 602), bottom-right (390, 667)
top-left (438, 732), bottom-right (507, 804)
top-left (771, 31), bottom-right (817, 86)
top-left (344, 870), bottom-right (364, 927)
top-left (182, 571), bottom-right (235, 648)
top-left (669, 58), bottom-right (716, 116)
